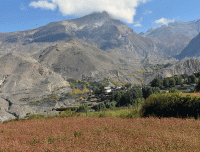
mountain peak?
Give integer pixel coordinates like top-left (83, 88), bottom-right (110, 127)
top-left (94, 11), bottom-right (109, 16)
top-left (69, 11), bottom-right (123, 28)
top-left (87, 11), bottom-right (111, 20)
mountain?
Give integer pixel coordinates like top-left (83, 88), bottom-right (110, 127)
top-left (0, 11), bottom-right (165, 60)
top-left (155, 57), bottom-right (200, 79)
top-left (31, 37), bottom-right (148, 84)
top-left (0, 52), bottom-right (73, 122)
top-left (0, 11), bottom-right (161, 122)
top-left (175, 32), bottom-right (200, 60)
top-left (141, 19), bottom-right (200, 57)
top-left (0, 11), bottom-right (172, 86)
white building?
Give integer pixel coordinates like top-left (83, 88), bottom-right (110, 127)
top-left (102, 87), bottom-right (112, 94)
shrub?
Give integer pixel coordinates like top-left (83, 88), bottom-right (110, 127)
top-left (169, 88), bottom-right (179, 93)
top-left (189, 88), bottom-right (197, 93)
top-left (104, 100), bottom-right (117, 110)
top-left (28, 114), bottom-right (46, 120)
top-left (92, 103), bottom-right (106, 112)
top-left (75, 104), bottom-right (91, 115)
top-left (127, 97), bottom-right (145, 109)
top-left (59, 109), bottom-right (73, 118)
top-left (162, 90), bottom-right (167, 94)
top-left (139, 92), bottom-right (200, 119)
top-left (104, 76), bottom-right (109, 80)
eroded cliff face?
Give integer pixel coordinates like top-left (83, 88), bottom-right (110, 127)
top-left (155, 57), bottom-right (200, 79)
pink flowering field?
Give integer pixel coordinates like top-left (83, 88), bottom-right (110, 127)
top-left (0, 114), bottom-right (200, 151)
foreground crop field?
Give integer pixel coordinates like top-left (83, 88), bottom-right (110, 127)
top-left (0, 114), bottom-right (200, 151)
top-left (182, 92), bottom-right (200, 96)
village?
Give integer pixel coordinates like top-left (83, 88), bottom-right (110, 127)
top-left (54, 72), bottom-right (200, 113)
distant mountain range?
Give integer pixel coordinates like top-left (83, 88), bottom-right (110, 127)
top-left (140, 19), bottom-right (200, 57)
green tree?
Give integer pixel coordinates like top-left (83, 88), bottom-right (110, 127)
top-left (112, 87), bottom-right (142, 107)
top-left (188, 74), bottom-right (196, 84)
top-left (124, 82), bottom-right (132, 89)
top-left (169, 78), bottom-right (175, 87)
top-left (174, 76), bottom-right (182, 85)
top-left (142, 86), bottom-right (152, 99)
top-left (169, 88), bottom-right (179, 93)
top-left (151, 87), bottom-right (161, 94)
top-left (119, 87), bottom-right (142, 107)
top-left (142, 86), bottom-right (160, 99)
top-left (194, 72), bottom-right (200, 78)
top-left (100, 81), bottom-right (108, 88)
top-left (111, 90), bottom-right (126, 104)
top-left (163, 78), bottom-right (169, 88)
top-left (195, 79), bottom-right (200, 92)
top-left (150, 77), bottom-right (163, 88)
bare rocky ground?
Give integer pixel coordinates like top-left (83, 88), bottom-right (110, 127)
top-left (0, 52), bottom-right (74, 123)
top-left (0, 95), bottom-right (81, 123)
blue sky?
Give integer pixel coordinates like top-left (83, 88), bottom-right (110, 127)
top-left (1, 0), bottom-right (200, 34)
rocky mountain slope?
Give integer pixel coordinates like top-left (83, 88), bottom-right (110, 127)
top-left (0, 11), bottom-right (166, 60)
top-left (152, 57), bottom-right (200, 80)
top-left (175, 32), bottom-right (200, 60)
top-left (0, 52), bottom-right (71, 100)
top-left (0, 11), bottom-right (170, 87)
top-left (31, 37), bottom-right (149, 83)
top-left (0, 52), bottom-right (72, 122)
top-left (140, 19), bottom-right (200, 57)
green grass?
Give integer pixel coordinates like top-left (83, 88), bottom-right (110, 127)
top-left (1, 106), bottom-right (143, 124)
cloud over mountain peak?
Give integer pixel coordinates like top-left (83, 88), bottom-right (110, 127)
top-left (29, 0), bottom-right (152, 24)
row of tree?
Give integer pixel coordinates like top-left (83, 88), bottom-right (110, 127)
top-left (110, 86), bottom-right (160, 108)
top-left (150, 74), bottom-right (197, 88)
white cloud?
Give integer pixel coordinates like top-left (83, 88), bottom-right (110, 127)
top-left (154, 18), bottom-right (175, 25)
top-left (134, 23), bottom-right (142, 27)
top-left (29, 0), bottom-right (57, 10)
top-left (143, 10), bottom-right (152, 15)
top-left (29, 0), bottom-right (152, 23)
